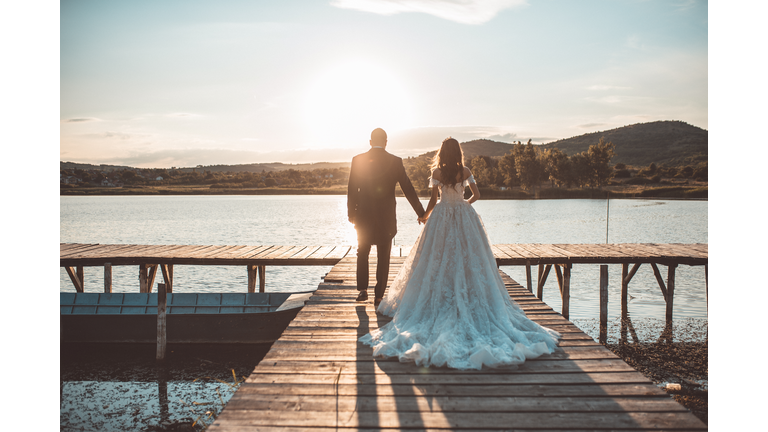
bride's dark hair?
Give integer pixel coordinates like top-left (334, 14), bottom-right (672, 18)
top-left (431, 137), bottom-right (464, 186)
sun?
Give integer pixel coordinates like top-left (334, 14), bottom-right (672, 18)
top-left (303, 60), bottom-right (415, 148)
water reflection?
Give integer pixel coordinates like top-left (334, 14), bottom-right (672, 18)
top-left (60, 343), bottom-right (270, 431)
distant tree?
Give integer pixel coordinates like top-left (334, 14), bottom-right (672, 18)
top-left (512, 140), bottom-right (545, 191)
top-left (405, 159), bottom-right (431, 189)
top-left (497, 152), bottom-right (519, 187)
top-left (541, 148), bottom-right (570, 187)
top-left (469, 156), bottom-right (492, 187)
top-left (568, 153), bottom-right (592, 188)
top-left (584, 138), bottom-right (616, 188)
top-left (680, 166), bottom-right (694, 178)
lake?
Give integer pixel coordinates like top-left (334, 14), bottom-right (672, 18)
top-left (60, 195), bottom-right (708, 323)
top-left (60, 195), bottom-right (708, 430)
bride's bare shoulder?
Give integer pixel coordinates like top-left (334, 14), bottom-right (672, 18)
top-left (431, 168), bottom-right (443, 182)
top-left (462, 166), bottom-right (473, 180)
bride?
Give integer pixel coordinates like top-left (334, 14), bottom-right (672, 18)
top-left (358, 137), bottom-right (560, 370)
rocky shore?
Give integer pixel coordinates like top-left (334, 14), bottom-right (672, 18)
top-left (573, 317), bottom-right (708, 425)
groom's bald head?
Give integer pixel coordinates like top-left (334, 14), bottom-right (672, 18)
top-left (370, 128), bottom-right (387, 148)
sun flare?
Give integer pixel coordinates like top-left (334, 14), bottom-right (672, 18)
top-left (303, 60), bottom-right (415, 148)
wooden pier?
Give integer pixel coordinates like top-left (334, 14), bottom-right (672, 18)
top-left (60, 242), bottom-right (707, 327)
top-left (208, 256), bottom-right (707, 430)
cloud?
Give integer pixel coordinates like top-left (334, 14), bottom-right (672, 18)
top-left (586, 85), bottom-right (631, 91)
top-left (485, 132), bottom-right (518, 142)
top-left (63, 117), bottom-right (100, 123)
top-left (577, 123), bottom-right (606, 129)
top-left (330, 0), bottom-right (528, 25)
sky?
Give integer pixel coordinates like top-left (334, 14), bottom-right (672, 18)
top-left (58, 0), bottom-right (709, 168)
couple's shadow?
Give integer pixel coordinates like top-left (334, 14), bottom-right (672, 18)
top-left (353, 304), bottom-right (433, 429)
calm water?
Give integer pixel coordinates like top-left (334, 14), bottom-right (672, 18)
top-left (60, 195), bottom-right (707, 430)
top-left (60, 195), bottom-right (708, 322)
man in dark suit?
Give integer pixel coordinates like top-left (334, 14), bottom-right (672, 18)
top-left (347, 128), bottom-right (425, 307)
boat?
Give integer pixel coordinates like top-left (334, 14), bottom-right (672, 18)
top-left (60, 291), bottom-right (314, 344)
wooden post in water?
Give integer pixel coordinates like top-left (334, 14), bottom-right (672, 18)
top-left (247, 265), bottom-right (257, 293)
top-left (157, 283), bottom-right (167, 361)
top-left (561, 264), bottom-right (571, 320)
top-left (666, 264), bottom-right (676, 323)
top-left (599, 265), bottom-right (609, 343)
top-left (140, 264), bottom-right (148, 293)
top-left (104, 263), bottom-right (112, 293)
top-left (525, 261), bottom-right (533, 293)
top-left (259, 265), bottom-right (266, 293)
top-left (160, 264), bottom-right (173, 293)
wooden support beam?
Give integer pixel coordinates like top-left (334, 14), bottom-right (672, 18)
top-left (537, 264), bottom-right (552, 300)
top-left (147, 264), bottom-right (159, 293)
top-left (104, 263), bottom-right (112, 293)
top-left (599, 265), bottom-right (608, 344)
top-left (160, 264), bottom-right (173, 293)
top-left (555, 265), bottom-right (564, 297)
top-left (525, 261), bottom-right (533, 293)
top-left (247, 265), bottom-right (257, 293)
top-left (650, 262), bottom-right (677, 324)
top-left (704, 264), bottom-right (708, 309)
top-left (259, 265), bottom-right (266, 293)
top-left (65, 266), bottom-right (84, 293)
top-left (621, 263), bottom-right (628, 317)
top-left (157, 283), bottom-right (167, 361)
top-left (650, 263), bottom-right (669, 301)
top-left (561, 264), bottom-right (571, 320)
top-left (620, 262), bottom-right (641, 316)
top-left (667, 263), bottom-right (676, 323)
top-left (139, 264), bottom-right (148, 293)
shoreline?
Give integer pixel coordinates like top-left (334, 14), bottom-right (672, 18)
top-left (60, 185), bottom-right (708, 200)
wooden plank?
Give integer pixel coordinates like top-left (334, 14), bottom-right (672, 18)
top-left (212, 409), bottom-right (705, 430)
top-left (211, 255), bottom-right (706, 431)
top-left (290, 246), bottom-right (323, 260)
top-left (59, 243), bottom-right (102, 257)
top-left (261, 245), bottom-right (295, 259)
top-left (323, 245), bottom-right (353, 260)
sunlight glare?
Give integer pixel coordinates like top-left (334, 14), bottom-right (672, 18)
top-left (304, 60), bottom-right (415, 148)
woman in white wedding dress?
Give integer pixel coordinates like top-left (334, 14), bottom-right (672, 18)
top-left (358, 137), bottom-right (560, 370)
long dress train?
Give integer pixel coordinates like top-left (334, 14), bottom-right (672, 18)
top-left (358, 175), bottom-right (560, 370)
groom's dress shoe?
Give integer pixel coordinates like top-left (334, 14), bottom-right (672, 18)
top-left (356, 291), bottom-right (368, 302)
top-left (374, 297), bottom-right (382, 307)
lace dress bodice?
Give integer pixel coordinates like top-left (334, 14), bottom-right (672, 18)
top-left (428, 174), bottom-right (474, 205)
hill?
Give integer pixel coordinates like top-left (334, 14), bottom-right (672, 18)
top-left (539, 120), bottom-right (707, 166)
top-left (408, 139), bottom-right (515, 163)
top-left (60, 161), bottom-right (350, 173)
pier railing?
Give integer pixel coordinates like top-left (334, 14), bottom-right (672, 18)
top-left (61, 242), bottom-right (707, 330)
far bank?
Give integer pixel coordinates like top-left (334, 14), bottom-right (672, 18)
top-left (60, 182), bottom-right (707, 200)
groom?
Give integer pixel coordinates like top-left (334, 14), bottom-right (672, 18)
top-left (347, 128), bottom-right (425, 307)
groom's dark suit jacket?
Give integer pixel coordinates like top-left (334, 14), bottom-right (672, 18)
top-left (347, 147), bottom-right (425, 243)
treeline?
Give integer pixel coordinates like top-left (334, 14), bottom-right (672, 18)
top-left (61, 138), bottom-right (708, 193)
top-left (404, 138), bottom-right (707, 192)
top-left (60, 166), bottom-right (351, 189)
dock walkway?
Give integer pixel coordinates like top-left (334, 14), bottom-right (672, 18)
top-left (209, 257), bottom-right (707, 430)
top-left (60, 242), bottom-right (707, 324)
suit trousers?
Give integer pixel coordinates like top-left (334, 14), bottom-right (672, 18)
top-left (356, 238), bottom-right (392, 300)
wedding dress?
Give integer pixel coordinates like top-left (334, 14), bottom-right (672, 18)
top-left (358, 175), bottom-right (560, 370)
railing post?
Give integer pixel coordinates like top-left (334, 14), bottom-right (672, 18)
top-left (525, 261), bottom-right (533, 293)
top-left (599, 265), bottom-right (608, 344)
top-left (666, 264), bottom-right (677, 324)
top-left (259, 265), bottom-right (266, 293)
top-left (104, 263), bottom-right (112, 293)
top-left (157, 283), bottom-right (167, 361)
